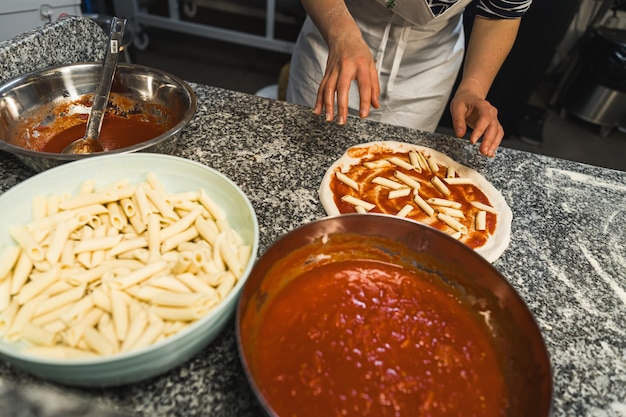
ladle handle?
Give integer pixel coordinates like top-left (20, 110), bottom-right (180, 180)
top-left (84, 17), bottom-right (127, 141)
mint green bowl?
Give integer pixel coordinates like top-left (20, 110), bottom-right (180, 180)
top-left (0, 153), bottom-right (259, 386)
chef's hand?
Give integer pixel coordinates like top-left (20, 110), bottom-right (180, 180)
top-left (449, 88), bottom-right (504, 158)
top-left (313, 32), bottom-right (380, 125)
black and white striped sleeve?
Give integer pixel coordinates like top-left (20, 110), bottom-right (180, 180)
top-left (475, 0), bottom-right (532, 18)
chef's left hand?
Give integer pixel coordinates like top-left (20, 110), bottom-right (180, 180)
top-left (449, 90), bottom-right (504, 158)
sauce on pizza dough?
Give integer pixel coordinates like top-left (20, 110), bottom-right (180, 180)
top-left (330, 149), bottom-right (496, 249)
top-left (252, 259), bottom-right (508, 417)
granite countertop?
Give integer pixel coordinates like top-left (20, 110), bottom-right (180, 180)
top-left (1, 16), bottom-right (625, 417)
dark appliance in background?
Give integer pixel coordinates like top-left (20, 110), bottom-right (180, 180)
top-left (558, 1), bottom-right (626, 137)
top-left (438, 0), bottom-right (583, 142)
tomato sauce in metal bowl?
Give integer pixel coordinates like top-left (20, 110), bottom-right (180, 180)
top-left (253, 259), bottom-right (507, 417)
top-left (237, 215), bottom-right (553, 417)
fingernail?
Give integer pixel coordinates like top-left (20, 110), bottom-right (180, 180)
top-left (337, 116), bottom-right (345, 125)
top-left (359, 110), bottom-right (367, 118)
top-left (326, 112), bottom-right (333, 122)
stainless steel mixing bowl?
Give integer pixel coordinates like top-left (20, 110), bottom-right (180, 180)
top-left (0, 63), bottom-right (197, 172)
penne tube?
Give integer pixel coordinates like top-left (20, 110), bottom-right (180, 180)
top-left (443, 177), bottom-right (474, 185)
top-left (427, 198), bottom-right (462, 209)
top-left (34, 284), bottom-right (86, 318)
top-left (171, 251), bottom-right (193, 274)
top-left (151, 305), bottom-right (208, 321)
top-left (396, 204), bottom-right (414, 218)
top-left (387, 156), bottom-right (415, 171)
top-left (0, 276), bottom-right (10, 311)
top-left (220, 235), bottom-right (243, 276)
top-left (90, 287), bottom-right (111, 313)
top-left (8, 226), bottom-right (44, 262)
top-left (416, 151), bottom-right (431, 172)
top-left (0, 299), bottom-right (19, 335)
top-left (73, 234), bottom-right (123, 254)
top-left (388, 188), bottom-right (412, 199)
top-left (408, 151), bottom-right (422, 172)
top-left (98, 178), bottom-right (130, 192)
top-left (15, 265), bottom-right (60, 305)
top-left (335, 172), bottom-right (359, 191)
top-left (216, 271), bottom-right (236, 300)
top-left (134, 183), bottom-right (153, 220)
top-left (120, 309), bottom-right (148, 352)
top-left (43, 319), bottom-right (67, 334)
top-left (146, 172), bottom-right (166, 193)
top-left (362, 159), bottom-right (391, 169)
top-left (413, 193), bottom-right (435, 217)
top-left (84, 327), bottom-right (116, 356)
top-left (161, 227), bottom-right (199, 253)
top-left (45, 221), bottom-right (72, 265)
top-left (130, 322), bottom-right (164, 351)
top-left (431, 176), bottom-right (451, 197)
top-left (145, 187), bottom-right (178, 221)
top-left (97, 313), bottom-right (119, 349)
top-left (394, 170), bottom-right (421, 189)
top-left (110, 289), bottom-right (129, 341)
top-left (447, 165), bottom-right (457, 178)
top-left (177, 273), bottom-right (219, 296)
top-left (426, 156), bottom-right (439, 174)
top-left (198, 188), bottom-right (226, 220)
top-left (341, 195), bottom-right (376, 211)
top-left (119, 197), bottom-right (136, 218)
top-left (59, 239), bottom-right (75, 269)
top-left (355, 205), bottom-right (367, 214)
top-left (195, 216), bottom-right (220, 245)
top-left (372, 176), bottom-right (405, 190)
top-left (109, 237), bottom-right (148, 257)
top-left (150, 291), bottom-right (210, 307)
top-left (436, 206), bottom-right (465, 219)
top-left (106, 201), bottom-right (127, 230)
top-left (110, 260), bottom-right (168, 289)
top-left (21, 323), bottom-right (58, 347)
top-left (437, 213), bottom-right (469, 235)
top-left (32, 195), bottom-right (48, 220)
top-left (65, 307), bottom-right (104, 347)
top-left (59, 186), bottom-right (136, 210)
top-left (7, 294), bottom-right (47, 340)
top-left (159, 205), bottom-right (203, 242)
top-left (0, 246), bottom-right (21, 279)
top-left (476, 210), bottom-right (487, 231)
top-left (470, 201), bottom-right (498, 215)
top-left (79, 179), bottom-right (96, 195)
top-left (149, 275), bottom-right (192, 292)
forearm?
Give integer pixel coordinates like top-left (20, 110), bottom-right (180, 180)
top-left (300, 0), bottom-right (362, 48)
top-left (457, 16), bottom-right (521, 99)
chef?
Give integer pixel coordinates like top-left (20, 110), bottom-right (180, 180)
top-left (286, 0), bottom-right (532, 157)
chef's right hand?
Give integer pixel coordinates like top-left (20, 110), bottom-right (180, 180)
top-left (313, 33), bottom-right (380, 125)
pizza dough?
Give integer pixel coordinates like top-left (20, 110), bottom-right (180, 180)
top-left (319, 141), bottom-right (513, 263)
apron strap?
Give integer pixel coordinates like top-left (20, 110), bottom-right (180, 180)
top-left (386, 20), bottom-right (411, 96)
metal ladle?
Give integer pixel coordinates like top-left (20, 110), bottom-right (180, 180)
top-left (62, 17), bottom-right (127, 154)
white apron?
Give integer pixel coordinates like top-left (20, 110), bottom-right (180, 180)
top-left (287, 0), bottom-right (472, 132)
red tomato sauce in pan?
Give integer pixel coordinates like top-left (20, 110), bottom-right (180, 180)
top-left (253, 259), bottom-right (507, 417)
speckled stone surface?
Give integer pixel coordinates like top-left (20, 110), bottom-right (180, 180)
top-left (1, 17), bottom-right (625, 417)
top-left (0, 16), bottom-right (106, 85)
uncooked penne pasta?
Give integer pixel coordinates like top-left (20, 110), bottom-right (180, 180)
top-left (8, 226), bottom-right (44, 263)
top-left (394, 170), bottom-right (421, 189)
top-left (388, 188), bottom-right (412, 199)
top-left (413, 193), bottom-right (435, 217)
top-left (431, 176), bottom-right (451, 197)
top-left (341, 195), bottom-right (376, 211)
top-left (372, 176), bottom-right (405, 190)
top-left (396, 204), bottom-right (414, 218)
top-left (436, 206), bottom-right (465, 219)
top-left (408, 151), bottom-right (422, 172)
top-left (335, 172), bottom-right (359, 191)
top-left (476, 210), bottom-right (487, 231)
top-left (443, 177), bottom-right (474, 185)
top-left (387, 156), bottom-right (415, 171)
top-left (437, 213), bottom-right (469, 235)
top-left (0, 246), bottom-right (21, 279)
top-left (0, 173), bottom-right (251, 358)
top-left (470, 201), bottom-right (498, 215)
top-left (32, 195), bottom-right (48, 220)
top-left (427, 198), bottom-right (462, 209)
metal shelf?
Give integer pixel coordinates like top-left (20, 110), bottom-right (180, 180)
top-left (113, 0), bottom-right (296, 54)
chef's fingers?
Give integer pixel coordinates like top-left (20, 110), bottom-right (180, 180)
top-left (449, 100), bottom-right (469, 139)
top-left (369, 64), bottom-right (381, 112)
top-left (476, 122), bottom-right (504, 157)
top-left (317, 70), bottom-right (338, 123)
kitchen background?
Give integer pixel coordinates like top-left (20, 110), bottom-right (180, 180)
top-left (1, 0), bottom-right (625, 172)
